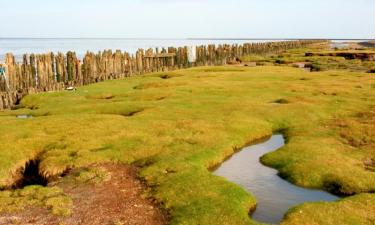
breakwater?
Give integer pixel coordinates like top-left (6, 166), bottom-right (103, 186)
top-left (0, 40), bottom-right (326, 109)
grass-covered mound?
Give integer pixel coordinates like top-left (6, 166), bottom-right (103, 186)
top-left (282, 194), bottom-right (375, 225)
top-left (0, 65), bottom-right (374, 224)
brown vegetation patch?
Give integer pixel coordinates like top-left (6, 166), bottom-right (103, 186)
top-left (0, 164), bottom-right (168, 225)
top-left (333, 109), bottom-right (375, 148)
top-left (364, 158), bottom-right (375, 172)
top-left (306, 52), bottom-right (375, 61)
top-left (358, 41), bottom-right (375, 48)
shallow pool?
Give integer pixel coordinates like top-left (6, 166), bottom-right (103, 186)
top-left (214, 135), bottom-right (339, 224)
top-left (16, 115), bottom-right (33, 119)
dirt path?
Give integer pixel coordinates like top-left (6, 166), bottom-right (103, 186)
top-left (0, 164), bottom-right (168, 225)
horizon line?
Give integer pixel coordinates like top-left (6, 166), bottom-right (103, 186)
top-left (0, 37), bottom-right (373, 41)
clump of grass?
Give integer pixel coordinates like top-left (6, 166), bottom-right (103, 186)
top-left (0, 186), bottom-right (72, 216)
top-left (309, 62), bottom-right (324, 71)
top-left (45, 195), bottom-right (73, 216)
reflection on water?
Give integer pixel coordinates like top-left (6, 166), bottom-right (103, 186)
top-left (331, 42), bottom-right (349, 49)
top-left (214, 135), bottom-right (339, 224)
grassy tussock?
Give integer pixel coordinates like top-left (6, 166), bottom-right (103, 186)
top-left (0, 186), bottom-right (72, 216)
top-left (282, 194), bottom-right (375, 225)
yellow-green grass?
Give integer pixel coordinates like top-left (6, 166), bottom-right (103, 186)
top-left (0, 65), bottom-right (374, 224)
top-left (241, 47), bottom-right (375, 72)
top-left (311, 50), bottom-right (375, 54)
top-left (282, 194), bottom-right (375, 225)
top-left (0, 185), bottom-right (72, 216)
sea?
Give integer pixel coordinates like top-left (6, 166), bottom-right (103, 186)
top-left (0, 38), bottom-right (273, 62)
top-left (0, 38), bottom-right (370, 62)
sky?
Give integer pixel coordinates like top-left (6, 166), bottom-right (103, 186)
top-left (0, 0), bottom-right (374, 39)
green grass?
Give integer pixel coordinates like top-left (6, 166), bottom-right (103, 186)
top-left (0, 65), bottom-right (374, 224)
top-left (0, 186), bottom-right (72, 216)
top-left (240, 47), bottom-right (375, 72)
top-left (310, 49), bottom-right (375, 54)
top-left (282, 194), bottom-right (375, 225)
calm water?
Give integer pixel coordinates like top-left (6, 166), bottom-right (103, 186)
top-left (0, 38), bottom-right (281, 62)
top-left (214, 135), bottom-right (340, 224)
top-left (16, 115), bottom-right (33, 119)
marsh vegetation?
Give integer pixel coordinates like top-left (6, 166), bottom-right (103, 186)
top-left (0, 45), bottom-right (375, 224)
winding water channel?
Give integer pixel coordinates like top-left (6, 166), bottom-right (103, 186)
top-left (214, 135), bottom-right (340, 224)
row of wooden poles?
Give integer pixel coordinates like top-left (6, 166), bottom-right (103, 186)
top-left (0, 40), bottom-right (326, 109)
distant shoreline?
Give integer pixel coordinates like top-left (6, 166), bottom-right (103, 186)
top-left (0, 38), bottom-right (373, 41)
top-left (0, 39), bottom-right (372, 63)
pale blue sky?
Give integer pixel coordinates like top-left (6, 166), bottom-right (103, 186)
top-left (1, 0), bottom-right (374, 38)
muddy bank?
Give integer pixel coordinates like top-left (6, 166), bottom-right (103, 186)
top-left (0, 164), bottom-right (168, 225)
